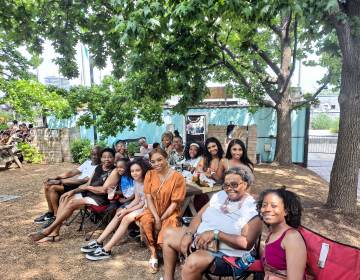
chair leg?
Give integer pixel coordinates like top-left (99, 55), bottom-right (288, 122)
top-left (78, 209), bottom-right (88, 231)
top-left (85, 211), bottom-right (111, 241)
top-left (65, 210), bottom-right (81, 226)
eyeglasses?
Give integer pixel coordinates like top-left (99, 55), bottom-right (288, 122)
top-left (222, 181), bottom-right (245, 190)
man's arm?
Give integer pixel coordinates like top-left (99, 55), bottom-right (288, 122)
top-left (60, 176), bottom-right (89, 186)
top-left (48, 169), bottom-right (81, 181)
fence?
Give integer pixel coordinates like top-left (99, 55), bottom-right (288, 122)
top-left (308, 135), bottom-right (338, 154)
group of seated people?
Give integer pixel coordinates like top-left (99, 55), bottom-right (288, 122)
top-left (29, 131), bottom-right (307, 280)
top-left (0, 120), bottom-right (33, 145)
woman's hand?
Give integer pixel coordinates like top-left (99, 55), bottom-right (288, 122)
top-left (205, 168), bottom-right (215, 178)
top-left (154, 218), bottom-right (162, 234)
top-left (116, 208), bottom-right (128, 219)
top-left (180, 233), bottom-right (193, 257)
top-left (195, 230), bottom-right (215, 250)
top-left (119, 197), bottom-right (128, 204)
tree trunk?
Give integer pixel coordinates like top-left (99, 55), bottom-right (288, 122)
top-left (327, 31), bottom-right (360, 213)
top-left (274, 99), bottom-right (292, 165)
top-left (327, 74), bottom-right (360, 213)
top-left (273, 12), bottom-right (293, 165)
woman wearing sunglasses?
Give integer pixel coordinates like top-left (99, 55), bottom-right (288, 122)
top-left (162, 167), bottom-right (262, 280)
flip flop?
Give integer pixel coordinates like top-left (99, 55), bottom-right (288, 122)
top-left (148, 257), bottom-right (159, 274)
top-left (36, 235), bottom-right (60, 244)
top-left (28, 230), bottom-right (47, 242)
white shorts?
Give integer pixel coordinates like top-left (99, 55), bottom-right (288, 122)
top-left (74, 193), bottom-right (99, 206)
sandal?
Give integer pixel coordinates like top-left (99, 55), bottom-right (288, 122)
top-left (148, 258), bottom-right (159, 274)
top-left (36, 235), bottom-right (60, 244)
top-left (28, 230), bottom-right (47, 242)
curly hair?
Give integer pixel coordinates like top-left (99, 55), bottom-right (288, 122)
top-left (256, 187), bottom-right (303, 228)
top-left (161, 131), bottom-right (174, 142)
top-left (225, 139), bottom-right (254, 171)
top-left (126, 158), bottom-right (151, 181)
top-left (224, 167), bottom-right (252, 188)
top-left (101, 147), bottom-right (115, 157)
top-left (203, 137), bottom-right (224, 170)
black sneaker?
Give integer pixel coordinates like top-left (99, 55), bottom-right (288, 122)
top-left (42, 216), bottom-right (56, 229)
top-left (34, 212), bottom-right (54, 224)
top-left (86, 247), bottom-right (111, 261)
top-left (80, 240), bottom-right (102, 253)
top-left (128, 228), bottom-right (140, 238)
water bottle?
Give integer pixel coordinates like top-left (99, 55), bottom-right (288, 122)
top-left (235, 252), bottom-right (255, 270)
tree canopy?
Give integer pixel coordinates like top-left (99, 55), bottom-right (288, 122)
top-left (1, 0), bottom-right (359, 212)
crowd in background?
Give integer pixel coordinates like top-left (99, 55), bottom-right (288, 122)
top-left (0, 120), bottom-right (33, 145)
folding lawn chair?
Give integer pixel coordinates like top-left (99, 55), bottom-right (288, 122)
top-left (202, 225), bottom-right (360, 280)
top-left (82, 202), bottom-right (118, 241)
top-left (65, 200), bottom-right (118, 240)
top-left (299, 226), bottom-right (360, 280)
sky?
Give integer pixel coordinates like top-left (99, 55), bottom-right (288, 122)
top-left (35, 40), bottom-right (327, 95)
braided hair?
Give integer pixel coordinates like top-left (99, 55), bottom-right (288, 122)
top-left (256, 186), bottom-right (303, 228)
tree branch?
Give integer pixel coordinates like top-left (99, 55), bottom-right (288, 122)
top-left (200, 61), bottom-right (223, 71)
top-left (257, 99), bottom-right (276, 108)
top-left (251, 43), bottom-right (281, 77)
top-left (222, 59), bottom-right (251, 91)
top-left (291, 73), bottom-right (332, 110)
top-left (279, 15), bottom-right (298, 96)
top-left (269, 24), bottom-right (282, 37)
top-left (214, 34), bottom-right (238, 62)
top-left (252, 60), bottom-right (279, 103)
top-left (284, 11), bottom-right (292, 41)
top-left (222, 59), bottom-right (276, 108)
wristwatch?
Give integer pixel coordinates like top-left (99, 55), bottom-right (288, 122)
top-left (213, 229), bottom-right (219, 241)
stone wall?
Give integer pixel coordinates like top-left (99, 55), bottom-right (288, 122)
top-left (32, 128), bottom-right (80, 163)
top-left (207, 124), bottom-right (257, 163)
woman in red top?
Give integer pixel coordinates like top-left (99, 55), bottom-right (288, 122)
top-left (257, 188), bottom-right (307, 280)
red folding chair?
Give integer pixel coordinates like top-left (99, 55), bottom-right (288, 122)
top-left (299, 226), bottom-right (360, 280)
top-left (65, 200), bottom-right (117, 240)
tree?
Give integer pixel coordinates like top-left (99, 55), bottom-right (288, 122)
top-left (0, 0), bottom-right (332, 164)
top-left (0, 79), bottom-right (71, 122)
top-left (2, 1), bottom-right (358, 211)
top-left (54, 76), bottom-right (164, 137)
top-left (316, 0), bottom-right (360, 213)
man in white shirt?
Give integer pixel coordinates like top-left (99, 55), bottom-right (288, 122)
top-left (34, 146), bottom-right (101, 228)
top-left (138, 137), bottom-right (153, 156)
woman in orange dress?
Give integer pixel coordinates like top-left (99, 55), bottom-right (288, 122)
top-left (137, 148), bottom-right (186, 273)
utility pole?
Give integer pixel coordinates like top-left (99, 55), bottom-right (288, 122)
top-left (89, 56), bottom-right (98, 143)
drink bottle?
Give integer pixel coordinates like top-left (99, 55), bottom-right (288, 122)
top-left (235, 252), bottom-right (255, 269)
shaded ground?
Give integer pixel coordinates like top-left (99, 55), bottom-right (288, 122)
top-left (0, 163), bottom-right (359, 280)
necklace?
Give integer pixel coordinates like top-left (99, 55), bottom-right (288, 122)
top-left (154, 168), bottom-right (173, 196)
top-left (159, 168), bottom-right (172, 185)
top-left (220, 193), bottom-right (249, 214)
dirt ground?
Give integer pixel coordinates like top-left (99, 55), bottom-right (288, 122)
top-left (0, 163), bottom-right (359, 280)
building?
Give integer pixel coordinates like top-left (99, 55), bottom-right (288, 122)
top-left (311, 94), bottom-right (340, 117)
top-left (43, 76), bottom-right (71, 90)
